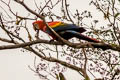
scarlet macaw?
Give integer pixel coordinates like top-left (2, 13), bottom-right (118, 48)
top-left (32, 20), bottom-right (99, 43)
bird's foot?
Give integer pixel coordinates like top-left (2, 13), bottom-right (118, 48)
top-left (35, 35), bottom-right (40, 40)
top-left (49, 39), bottom-right (55, 43)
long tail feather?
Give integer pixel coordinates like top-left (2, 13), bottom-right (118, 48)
top-left (63, 30), bottom-right (100, 43)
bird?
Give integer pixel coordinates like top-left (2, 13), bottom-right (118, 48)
top-left (32, 20), bottom-right (100, 43)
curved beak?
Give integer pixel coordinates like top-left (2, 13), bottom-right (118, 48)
top-left (32, 23), bottom-right (38, 31)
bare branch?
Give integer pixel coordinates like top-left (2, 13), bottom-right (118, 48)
top-left (0, 37), bottom-right (120, 52)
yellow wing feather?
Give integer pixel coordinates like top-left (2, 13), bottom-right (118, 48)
top-left (49, 22), bottom-right (65, 28)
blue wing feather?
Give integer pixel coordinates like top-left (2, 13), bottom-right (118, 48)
top-left (46, 23), bottom-right (86, 34)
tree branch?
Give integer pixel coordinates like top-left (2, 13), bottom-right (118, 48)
top-left (14, 0), bottom-right (118, 52)
top-left (0, 37), bottom-right (85, 78)
top-left (0, 37), bottom-right (120, 52)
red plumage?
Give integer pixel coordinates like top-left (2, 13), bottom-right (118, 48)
top-left (33, 20), bottom-right (100, 43)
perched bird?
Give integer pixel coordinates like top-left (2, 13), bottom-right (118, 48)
top-left (32, 20), bottom-right (100, 43)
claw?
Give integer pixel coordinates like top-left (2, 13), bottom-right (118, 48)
top-left (35, 30), bottom-right (39, 39)
top-left (49, 39), bottom-right (55, 43)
